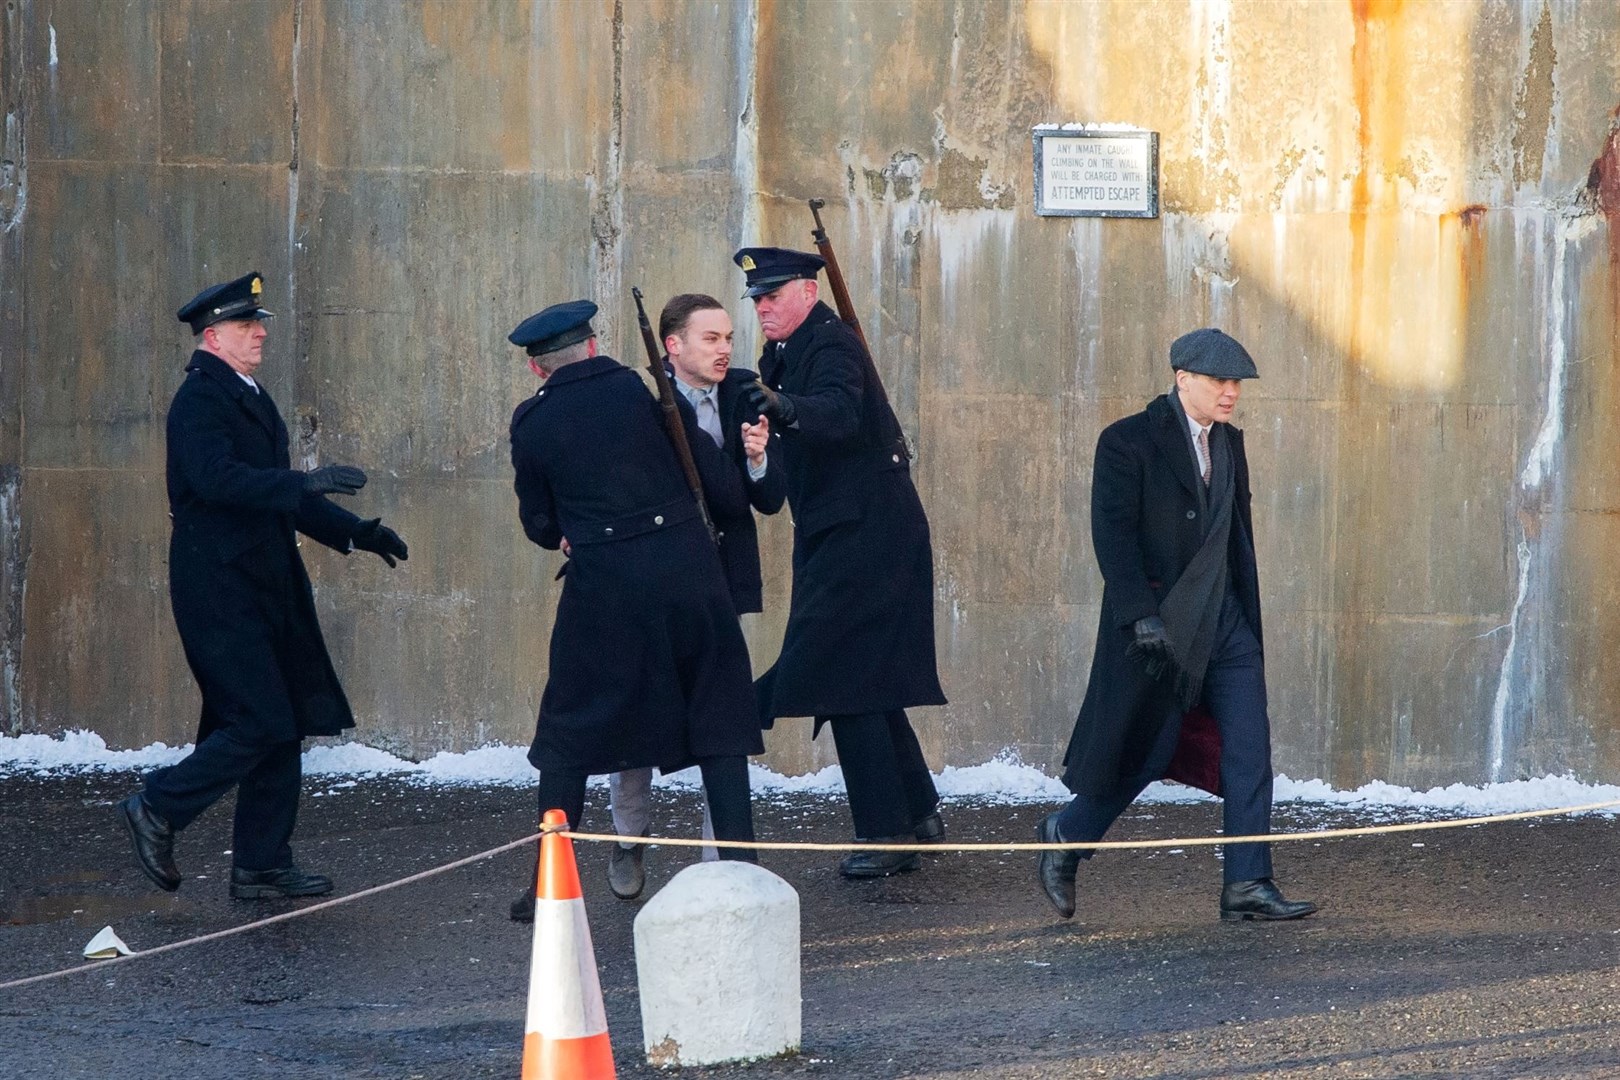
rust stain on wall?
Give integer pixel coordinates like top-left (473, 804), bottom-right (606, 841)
top-left (1346, 0), bottom-right (1406, 391)
top-left (1443, 203), bottom-right (1488, 311)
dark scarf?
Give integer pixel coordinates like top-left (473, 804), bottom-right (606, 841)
top-left (1158, 389), bottom-right (1236, 709)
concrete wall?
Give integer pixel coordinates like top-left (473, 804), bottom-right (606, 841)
top-left (4, 0), bottom-right (1620, 789)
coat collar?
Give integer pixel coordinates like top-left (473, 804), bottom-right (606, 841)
top-left (662, 365), bottom-right (756, 396)
top-left (186, 349), bottom-right (278, 435)
top-left (1147, 392), bottom-right (1245, 502)
top-left (1148, 393), bottom-right (1204, 502)
top-left (541, 353), bottom-right (624, 389)
top-left (762, 302), bottom-right (839, 383)
top-left (715, 366), bottom-right (757, 402)
top-left (186, 348), bottom-right (252, 395)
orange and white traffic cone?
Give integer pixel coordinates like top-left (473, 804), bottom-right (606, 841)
top-left (521, 808), bottom-right (616, 1080)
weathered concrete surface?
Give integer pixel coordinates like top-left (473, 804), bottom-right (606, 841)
top-left (0, 0), bottom-right (23, 736)
top-left (5, 1), bottom-right (1620, 789)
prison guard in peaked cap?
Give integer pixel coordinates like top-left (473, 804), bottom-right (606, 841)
top-left (508, 300), bottom-right (599, 357)
top-left (1168, 327), bottom-right (1259, 380)
top-left (176, 272), bottom-right (275, 335)
top-left (732, 247), bottom-right (826, 299)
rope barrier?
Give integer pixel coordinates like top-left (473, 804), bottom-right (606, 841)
top-left (0, 829), bottom-right (551, 994)
top-left (559, 795), bottom-right (1620, 852)
top-left (4, 794), bottom-right (1618, 994)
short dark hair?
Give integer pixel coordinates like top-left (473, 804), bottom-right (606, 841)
top-left (659, 293), bottom-right (725, 343)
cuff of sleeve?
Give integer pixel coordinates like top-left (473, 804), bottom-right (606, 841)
top-left (278, 472), bottom-right (309, 513)
top-left (747, 454), bottom-right (768, 482)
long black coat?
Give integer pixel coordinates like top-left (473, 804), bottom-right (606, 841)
top-left (510, 355), bottom-right (764, 774)
top-left (705, 367), bottom-right (787, 614)
top-left (1061, 394), bottom-right (1264, 800)
top-left (754, 302), bottom-right (946, 722)
top-left (166, 350), bottom-right (361, 745)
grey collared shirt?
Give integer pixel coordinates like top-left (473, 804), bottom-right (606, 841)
top-left (674, 377), bottom-right (767, 481)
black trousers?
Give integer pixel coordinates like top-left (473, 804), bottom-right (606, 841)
top-left (1057, 614), bottom-right (1274, 884)
top-left (142, 729), bottom-right (303, 872)
top-left (825, 709), bottom-right (939, 839)
top-left (535, 755), bottom-right (758, 863)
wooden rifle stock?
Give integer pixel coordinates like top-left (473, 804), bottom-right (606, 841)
top-left (631, 287), bottom-right (719, 544)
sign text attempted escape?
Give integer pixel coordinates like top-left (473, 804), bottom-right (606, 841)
top-left (1033, 126), bottom-right (1159, 219)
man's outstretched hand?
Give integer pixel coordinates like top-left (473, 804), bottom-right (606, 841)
top-left (303, 465), bottom-right (367, 497)
top-left (352, 518), bottom-right (408, 568)
top-left (743, 381), bottom-right (796, 428)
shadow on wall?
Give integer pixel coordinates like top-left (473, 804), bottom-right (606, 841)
top-left (1020, 0), bottom-right (1620, 789)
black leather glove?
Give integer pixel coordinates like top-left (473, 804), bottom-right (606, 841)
top-left (1125, 616), bottom-right (1173, 679)
top-left (744, 380), bottom-right (797, 428)
top-left (303, 464), bottom-right (367, 497)
top-left (352, 518), bottom-right (408, 568)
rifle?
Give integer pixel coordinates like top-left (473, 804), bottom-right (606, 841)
top-left (807, 198), bottom-right (910, 460)
top-left (632, 287), bottom-right (719, 545)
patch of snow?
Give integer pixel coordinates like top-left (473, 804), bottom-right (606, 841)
top-left (3, 732), bottom-right (1618, 817)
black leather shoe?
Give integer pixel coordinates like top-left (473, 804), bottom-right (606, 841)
top-left (118, 794), bottom-right (180, 892)
top-left (509, 892), bottom-right (535, 924)
top-left (913, 812), bottom-right (946, 843)
top-left (1035, 812), bottom-right (1080, 920)
top-left (838, 837), bottom-right (921, 878)
top-left (607, 834), bottom-right (648, 900)
top-left (230, 865), bottom-right (334, 900)
top-left (1219, 878), bottom-right (1317, 922)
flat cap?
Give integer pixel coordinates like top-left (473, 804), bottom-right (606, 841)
top-left (509, 300), bottom-right (598, 357)
top-left (176, 272), bottom-right (274, 335)
top-left (1169, 328), bottom-right (1258, 379)
top-left (733, 247), bottom-right (826, 299)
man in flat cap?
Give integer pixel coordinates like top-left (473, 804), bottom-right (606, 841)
top-left (733, 246), bottom-right (947, 879)
top-left (506, 299), bottom-right (764, 922)
top-left (118, 271), bottom-right (409, 899)
top-left (1038, 328), bottom-right (1316, 924)
top-left (602, 293), bottom-right (784, 900)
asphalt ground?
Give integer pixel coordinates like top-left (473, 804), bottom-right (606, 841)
top-left (2, 771), bottom-right (1619, 1079)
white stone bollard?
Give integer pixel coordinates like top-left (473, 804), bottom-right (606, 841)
top-left (633, 860), bottom-right (800, 1067)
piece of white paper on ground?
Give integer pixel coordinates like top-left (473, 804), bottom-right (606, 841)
top-left (83, 925), bottom-right (133, 959)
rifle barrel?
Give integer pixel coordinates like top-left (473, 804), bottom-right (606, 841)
top-left (806, 201), bottom-right (869, 353)
top-left (631, 287), bottom-right (718, 544)
top-left (804, 199), bottom-right (911, 462)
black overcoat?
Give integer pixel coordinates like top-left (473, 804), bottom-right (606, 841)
top-left (510, 355), bottom-right (764, 774)
top-left (166, 350), bottom-right (361, 745)
top-left (1061, 394), bottom-right (1263, 800)
top-left (754, 302), bottom-right (946, 723)
top-left (709, 367), bottom-right (787, 614)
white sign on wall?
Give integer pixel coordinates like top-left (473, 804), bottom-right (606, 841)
top-left (1032, 126), bottom-right (1159, 218)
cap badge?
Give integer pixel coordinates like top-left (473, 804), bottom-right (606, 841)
top-left (250, 276), bottom-right (263, 296)
top-left (739, 255), bottom-right (756, 271)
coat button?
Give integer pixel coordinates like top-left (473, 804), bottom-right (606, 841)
top-left (654, 515), bottom-right (664, 525)
top-left (892, 454), bottom-right (901, 463)
top-left (1186, 510), bottom-right (1196, 519)
top-left (604, 526), bottom-right (614, 536)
